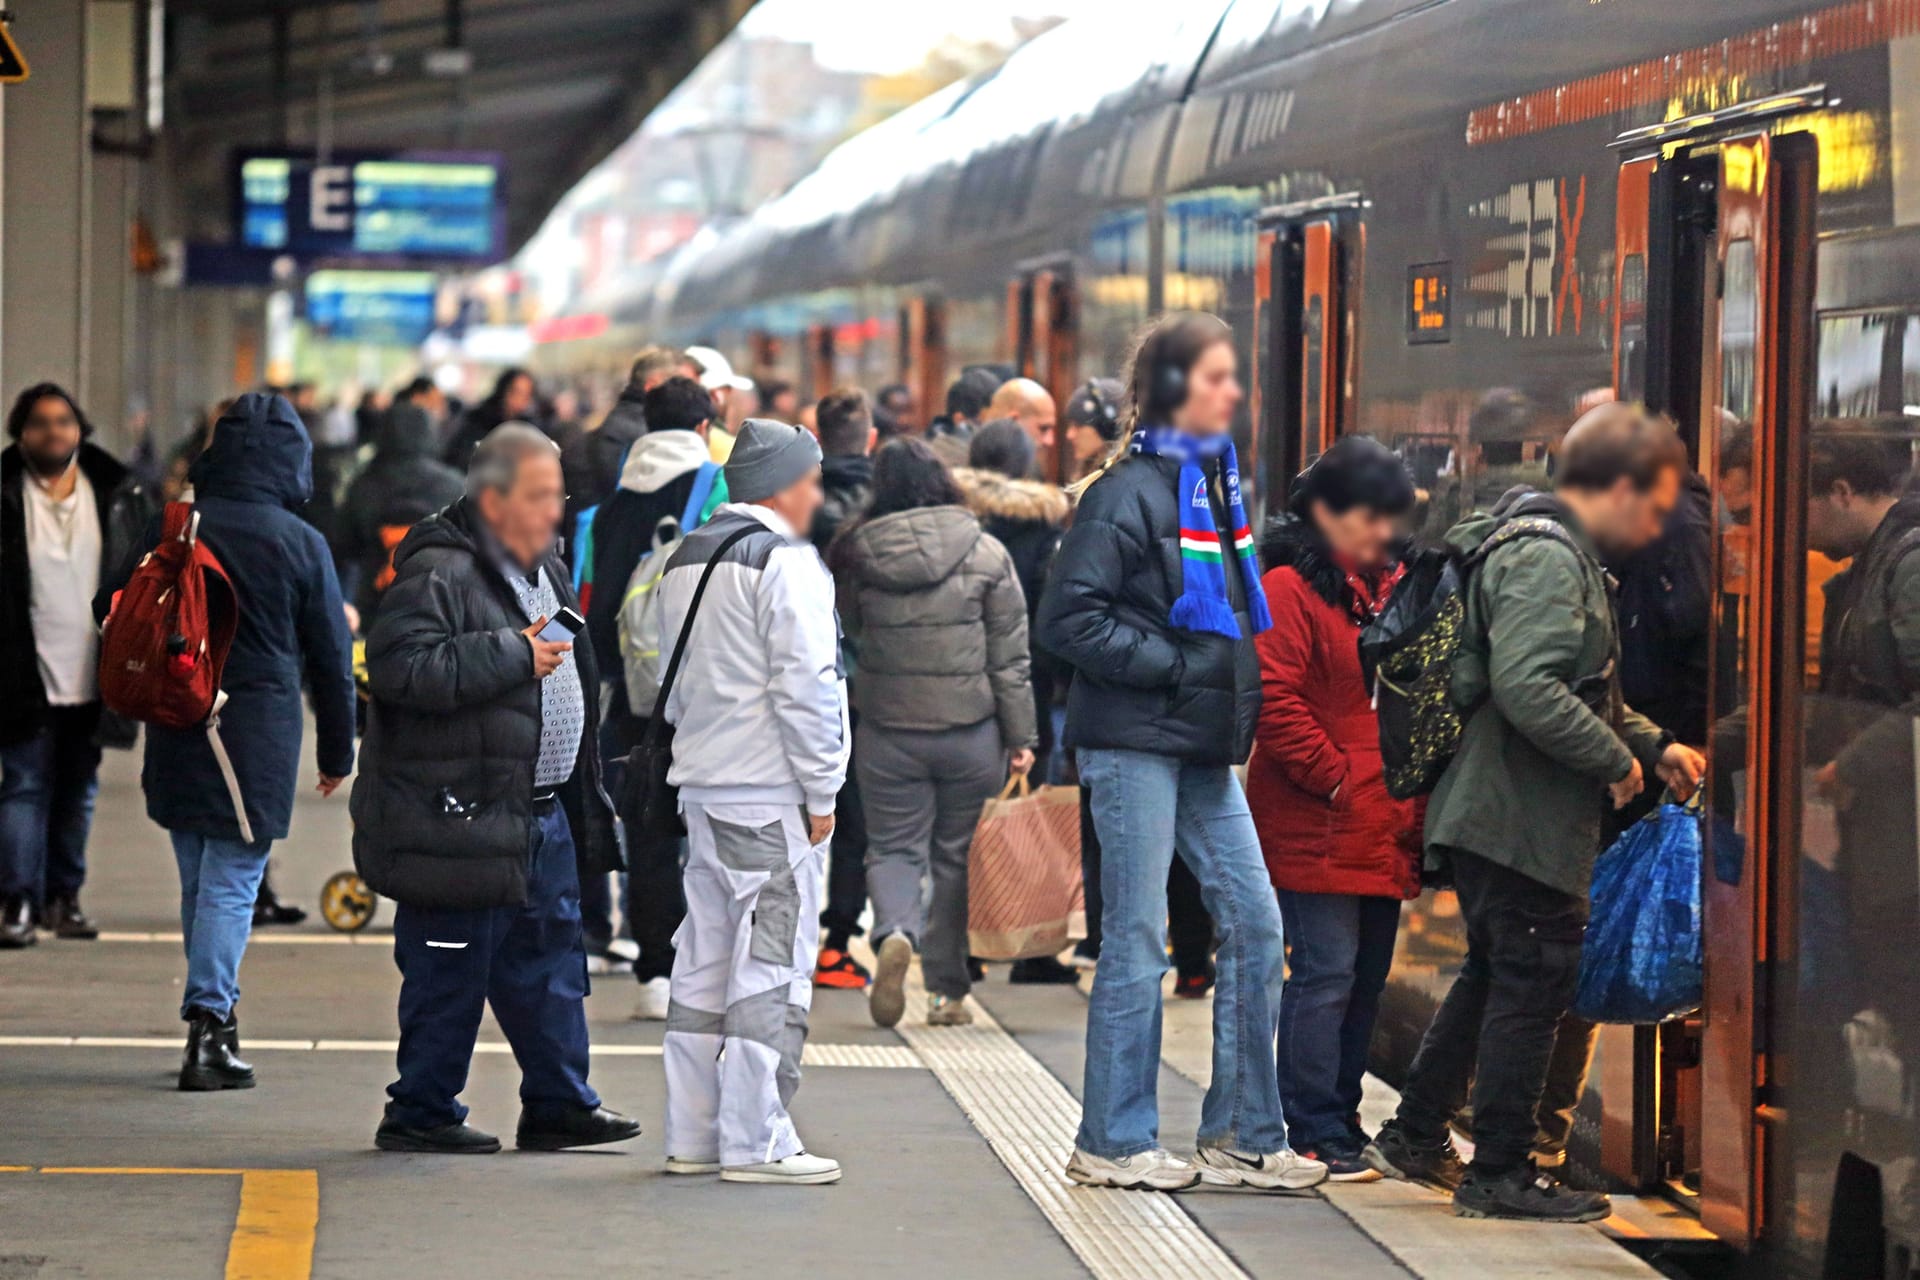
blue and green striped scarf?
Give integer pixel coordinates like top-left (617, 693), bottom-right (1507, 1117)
top-left (1130, 426), bottom-right (1272, 639)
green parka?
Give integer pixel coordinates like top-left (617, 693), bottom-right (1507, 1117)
top-left (1425, 490), bottom-right (1671, 896)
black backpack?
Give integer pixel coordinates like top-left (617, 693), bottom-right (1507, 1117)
top-left (1360, 516), bottom-right (1575, 799)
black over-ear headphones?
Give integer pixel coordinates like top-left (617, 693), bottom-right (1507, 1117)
top-left (1150, 358), bottom-right (1187, 415)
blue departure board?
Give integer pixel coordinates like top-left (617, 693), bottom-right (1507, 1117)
top-left (235, 150), bottom-right (504, 262)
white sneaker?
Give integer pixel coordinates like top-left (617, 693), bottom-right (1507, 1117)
top-left (1193, 1146), bottom-right (1329, 1192)
top-left (631, 976), bottom-right (671, 1022)
top-left (720, 1151), bottom-right (842, 1185)
top-left (869, 933), bottom-right (912, 1029)
top-left (665, 1155), bottom-right (720, 1175)
top-left (926, 993), bottom-right (973, 1026)
top-left (606, 937), bottom-right (640, 963)
top-left (1066, 1146), bottom-right (1201, 1191)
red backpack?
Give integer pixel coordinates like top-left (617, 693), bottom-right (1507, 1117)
top-left (99, 502), bottom-right (255, 842)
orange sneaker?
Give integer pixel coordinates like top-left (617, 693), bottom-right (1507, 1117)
top-left (814, 947), bottom-right (871, 989)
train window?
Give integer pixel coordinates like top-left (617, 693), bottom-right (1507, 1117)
top-left (1816, 312), bottom-right (1920, 419)
top-left (1303, 294), bottom-right (1325, 439)
top-left (1721, 240), bottom-right (1758, 424)
top-left (1617, 254), bottom-right (1648, 405)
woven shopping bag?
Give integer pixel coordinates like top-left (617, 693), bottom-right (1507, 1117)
top-left (966, 775), bottom-right (1084, 961)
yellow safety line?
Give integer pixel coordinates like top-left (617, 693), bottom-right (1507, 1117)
top-left (6, 1167), bottom-right (317, 1279)
top-left (227, 1170), bottom-right (318, 1280)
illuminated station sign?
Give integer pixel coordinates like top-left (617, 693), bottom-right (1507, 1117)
top-left (235, 150), bottom-right (504, 262)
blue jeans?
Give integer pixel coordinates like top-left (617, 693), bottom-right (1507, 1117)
top-left (1274, 891), bottom-right (1401, 1152)
top-left (170, 830), bottom-right (272, 1019)
top-left (0, 707), bottom-right (103, 905)
top-left (386, 801), bottom-right (599, 1129)
top-left (1075, 748), bottom-right (1288, 1158)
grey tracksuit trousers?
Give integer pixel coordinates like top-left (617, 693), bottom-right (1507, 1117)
top-left (858, 718), bottom-right (1004, 999)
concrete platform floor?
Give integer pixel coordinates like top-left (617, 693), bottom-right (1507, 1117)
top-left (0, 739), bottom-right (1668, 1278)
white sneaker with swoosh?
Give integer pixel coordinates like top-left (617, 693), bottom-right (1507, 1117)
top-left (1066, 1146), bottom-right (1202, 1191)
top-left (1194, 1146), bottom-right (1329, 1191)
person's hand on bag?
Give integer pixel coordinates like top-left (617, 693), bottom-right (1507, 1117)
top-left (1813, 760), bottom-right (1855, 809)
top-left (1656, 743), bottom-right (1706, 801)
top-left (1609, 758), bottom-right (1644, 810)
top-left (1009, 748), bottom-right (1035, 775)
top-left (521, 616), bottom-right (571, 678)
top-left (808, 812), bottom-right (836, 846)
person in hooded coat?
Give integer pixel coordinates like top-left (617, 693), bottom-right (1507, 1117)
top-left (96, 392), bottom-right (357, 1092)
top-left (1249, 436), bottom-right (1421, 1181)
top-left (561, 346), bottom-right (691, 560)
top-left (833, 438), bottom-right (1035, 1028)
top-left (335, 401), bottom-right (466, 627)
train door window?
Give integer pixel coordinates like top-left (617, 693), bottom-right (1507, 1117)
top-left (806, 324), bottom-right (834, 403)
top-left (1609, 113), bottom-right (1818, 1252)
top-left (1252, 196), bottom-right (1363, 512)
top-left (1008, 262), bottom-right (1081, 482)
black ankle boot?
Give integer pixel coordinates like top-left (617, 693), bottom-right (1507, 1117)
top-left (179, 1008), bottom-right (256, 1092)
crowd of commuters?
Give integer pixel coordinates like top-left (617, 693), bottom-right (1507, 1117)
top-left (1, 305), bottom-right (1738, 1210)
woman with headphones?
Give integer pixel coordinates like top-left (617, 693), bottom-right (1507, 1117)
top-left (1037, 312), bottom-right (1325, 1193)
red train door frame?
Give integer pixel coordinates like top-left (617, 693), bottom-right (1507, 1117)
top-left (1252, 194), bottom-right (1364, 513)
top-left (901, 294), bottom-right (947, 429)
top-left (1610, 89), bottom-right (1821, 1249)
top-left (1009, 259), bottom-right (1080, 482)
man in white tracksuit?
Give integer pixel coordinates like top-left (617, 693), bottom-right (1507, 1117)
top-left (657, 418), bottom-right (849, 1186)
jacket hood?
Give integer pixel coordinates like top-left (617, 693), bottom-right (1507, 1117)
top-left (821, 452), bottom-right (874, 491)
top-left (190, 392), bottom-right (313, 509)
top-left (390, 497), bottom-right (482, 575)
top-left (1441, 485), bottom-right (1580, 556)
top-left (845, 505), bottom-right (982, 590)
top-left (1258, 514), bottom-right (1348, 604)
top-left (377, 402), bottom-right (438, 459)
top-left (953, 467), bottom-right (1070, 528)
top-left (618, 429), bottom-right (708, 494)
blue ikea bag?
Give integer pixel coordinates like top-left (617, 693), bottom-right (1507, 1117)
top-left (1573, 798), bottom-right (1704, 1024)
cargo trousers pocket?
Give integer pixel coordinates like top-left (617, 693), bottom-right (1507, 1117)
top-left (751, 864), bottom-right (801, 966)
top-left (710, 815), bottom-right (803, 968)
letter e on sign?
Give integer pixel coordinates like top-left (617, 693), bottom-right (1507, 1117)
top-left (310, 165), bottom-right (353, 233)
top-left (0, 19), bottom-right (29, 84)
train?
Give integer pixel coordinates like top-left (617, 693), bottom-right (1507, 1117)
top-left (535, 1), bottom-right (1920, 1274)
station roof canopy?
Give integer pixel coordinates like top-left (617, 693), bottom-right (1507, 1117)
top-left (164, 0), bottom-right (753, 254)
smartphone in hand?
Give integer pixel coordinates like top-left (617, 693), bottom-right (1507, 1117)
top-left (536, 606), bottom-right (585, 644)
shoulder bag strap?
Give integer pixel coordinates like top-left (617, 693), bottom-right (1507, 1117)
top-left (642, 521), bottom-right (759, 742)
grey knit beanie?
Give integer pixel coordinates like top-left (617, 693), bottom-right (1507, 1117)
top-left (724, 417), bottom-right (822, 502)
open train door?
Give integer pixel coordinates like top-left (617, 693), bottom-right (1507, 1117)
top-left (1611, 89), bottom-right (1821, 1249)
top-left (1008, 259), bottom-right (1080, 482)
top-left (899, 295), bottom-right (947, 431)
top-left (1252, 194), bottom-right (1364, 514)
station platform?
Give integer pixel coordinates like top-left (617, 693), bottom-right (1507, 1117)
top-left (0, 745), bottom-right (1693, 1279)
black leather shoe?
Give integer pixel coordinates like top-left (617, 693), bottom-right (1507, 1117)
top-left (252, 887), bottom-right (307, 927)
top-left (516, 1105), bottom-right (642, 1151)
top-left (44, 896), bottom-right (99, 940)
top-left (375, 1119), bottom-right (502, 1154)
top-left (179, 1008), bottom-right (255, 1091)
top-left (0, 896), bottom-right (36, 949)
top-left (1009, 955), bottom-right (1083, 985)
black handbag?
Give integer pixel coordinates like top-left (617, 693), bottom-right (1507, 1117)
top-left (622, 523), bottom-right (756, 840)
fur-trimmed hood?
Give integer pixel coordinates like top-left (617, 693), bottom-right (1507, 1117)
top-left (1258, 514), bottom-right (1348, 607)
top-left (952, 466), bottom-right (1071, 529)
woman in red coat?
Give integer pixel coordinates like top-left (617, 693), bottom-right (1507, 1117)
top-left (1249, 435), bottom-right (1420, 1181)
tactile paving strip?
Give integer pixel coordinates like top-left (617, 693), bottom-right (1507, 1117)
top-left (893, 974), bottom-right (1249, 1280)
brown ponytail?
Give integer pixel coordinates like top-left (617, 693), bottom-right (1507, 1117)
top-left (1068, 311), bottom-right (1233, 497)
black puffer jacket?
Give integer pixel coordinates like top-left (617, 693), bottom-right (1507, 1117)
top-left (334, 403), bottom-right (466, 623)
top-left (351, 498), bottom-right (620, 911)
top-left (1038, 453), bottom-right (1260, 765)
top-left (562, 388), bottom-right (648, 557)
top-left (2, 441), bottom-right (151, 747)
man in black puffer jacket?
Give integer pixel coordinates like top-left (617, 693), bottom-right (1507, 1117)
top-left (354, 423), bottom-right (635, 1156)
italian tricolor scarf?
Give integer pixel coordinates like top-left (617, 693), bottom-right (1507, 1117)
top-left (1130, 426), bottom-right (1273, 639)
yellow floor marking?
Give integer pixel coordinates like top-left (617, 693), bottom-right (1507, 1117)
top-left (227, 1170), bottom-right (318, 1280)
top-left (6, 1167), bottom-right (317, 1279)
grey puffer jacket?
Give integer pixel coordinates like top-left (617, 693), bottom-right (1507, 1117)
top-left (835, 504), bottom-right (1036, 747)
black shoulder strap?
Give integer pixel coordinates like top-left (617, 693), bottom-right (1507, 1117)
top-left (643, 521), bottom-right (760, 737)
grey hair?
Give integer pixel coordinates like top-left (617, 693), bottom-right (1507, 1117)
top-left (465, 421), bottom-right (559, 499)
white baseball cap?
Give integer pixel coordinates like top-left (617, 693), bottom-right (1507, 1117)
top-left (684, 345), bottom-right (753, 393)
